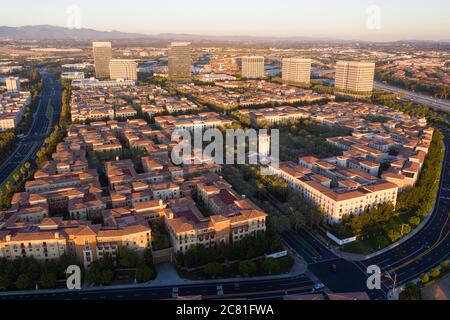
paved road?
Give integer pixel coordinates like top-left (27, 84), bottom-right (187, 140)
top-left (374, 82), bottom-right (450, 113)
top-left (0, 274), bottom-right (316, 301)
top-left (0, 71), bottom-right (61, 185)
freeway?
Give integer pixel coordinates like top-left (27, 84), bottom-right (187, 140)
top-left (0, 71), bottom-right (62, 185)
top-left (0, 274), bottom-right (316, 301)
top-left (374, 81), bottom-right (450, 113)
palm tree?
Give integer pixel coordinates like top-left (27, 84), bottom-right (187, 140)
top-left (24, 162), bottom-right (31, 176)
top-left (12, 173), bottom-right (20, 184)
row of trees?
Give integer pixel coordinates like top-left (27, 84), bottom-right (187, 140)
top-left (203, 257), bottom-right (283, 279)
top-left (175, 231), bottom-right (283, 269)
top-left (0, 69), bottom-right (44, 209)
top-left (376, 70), bottom-right (449, 100)
top-left (35, 79), bottom-right (73, 168)
top-left (0, 247), bottom-right (157, 291)
top-left (84, 247), bottom-right (156, 286)
top-left (335, 130), bottom-right (444, 246)
top-left (0, 255), bottom-right (77, 291)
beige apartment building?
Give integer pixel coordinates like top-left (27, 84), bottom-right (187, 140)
top-left (241, 56), bottom-right (265, 79)
top-left (268, 162), bottom-right (398, 223)
top-left (5, 77), bottom-right (21, 92)
top-left (168, 42), bottom-right (192, 81)
top-left (0, 217), bottom-right (151, 267)
top-left (282, 58), bottom-right (312, 84)
top-left (109, 59), bottom-right (138, 81)
top-left (335, 61), bottom-right (375, 93)
top-left (93, 42), bottom-right (113, 79)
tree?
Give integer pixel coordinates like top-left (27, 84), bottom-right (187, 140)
top-left (239, 260), bottom-right (257, 277)
top-left (15, 274), bottom-right (32, 290)
top-left (399, 282), bottom-right (421, 300)
top-left (40, 273), bottom-right (57, 289)
top-left (430, 269), bottom-right (441, 278)
top-left (135, 265), bottom-right (155, 283)
top-left (409, 216), bottom-right (421, 227)
top-left (419, 273), bottom-right (429, 284)
top-left (262, 258), bottom-right (280, 275)
top-left (0, 274), bottom-right (10, 290)
top-left (100, 270), bottom-right (114, 285)
top-left (204, 262), bottom-right (223, 279)
top-left (117, 246), bottom-right (138, 268)
top-left (387, 230), bottom-right (401, 243)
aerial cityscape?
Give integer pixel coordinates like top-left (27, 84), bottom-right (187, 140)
top-left (0, 0), bottom-right (449, 311)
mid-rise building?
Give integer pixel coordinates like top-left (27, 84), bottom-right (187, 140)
top-left (335, 61), bottom-right (375, 93)
top-left (61, 72), bottom-right (85, 80)
top-left (282, 58), bottom-right (311, 84)
top-left (109, 59), bottom-right (138, 81)
top-left (93, 42), bottom-right (113, 79)
top-left (5, 77), bottom-right (21, 92)
top-left (168, 42), bottom-right (192, 81)
top-left (241, 56), bottom-right (265, 79)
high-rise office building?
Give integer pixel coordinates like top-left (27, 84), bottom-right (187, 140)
top-left (335, 61), bottom-right (376, 93)
top-left (5, 77), bottom-right (21, 92)
top-left (93, 42), bottom-right (113, 79)
top-left (282, 58), bottom-right (312, 84)
top-left (168, 42), bottom-right (192, 81)
top-left (109, 59), bottom-right (138, 81)
top-left (241, 56), bottom-right (265, 79)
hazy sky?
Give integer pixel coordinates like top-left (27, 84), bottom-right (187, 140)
top-left (2, 0), bottom-right (449, 41)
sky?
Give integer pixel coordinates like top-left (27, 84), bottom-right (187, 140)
top-left (1, 0), bottom-right (449, 41)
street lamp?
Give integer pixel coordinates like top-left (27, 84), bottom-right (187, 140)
top-left (385, 271), bottom-right (398, 300)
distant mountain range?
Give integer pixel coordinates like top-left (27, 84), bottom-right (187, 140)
top-left (0, 25), bottom-right (448, 43)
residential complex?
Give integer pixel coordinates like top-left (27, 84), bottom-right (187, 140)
top-left (93, 42), bottom-right (113, 79)
top-left (0, 80), bottom-right (268, 262)
top-left (335, 61), bottom-right (376, 93)
top-left (0, 90), bottom-right (31, 131)
top-left (168, 42), bottom-right (192, 81)
top-left (5, 77), bottom-right (21, 92)
top-left (282, 58), bottom-right (312, 84)
top-left (241, 56), bottom-right (265, 79)
top-left (264, 102), bottom-right (433, 223)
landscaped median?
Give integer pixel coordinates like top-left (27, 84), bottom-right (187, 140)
top-left (399, 259), bottom-right (450, 300)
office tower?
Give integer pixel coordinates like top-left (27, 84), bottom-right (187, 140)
top-left (93, 42), bottom-right (113, 79)
top-left (5, 77), bottom-right (21, 92)
top-left (109, 59), bottom-right (138, 81)
top-left (282, 58), bottom-right (312, 84)
top-left (241, 56), bottom-right (265, 79)
top-left (168, 42), bottom-right (192, 81)
top-left (335, 61), bottom-right (376, 92)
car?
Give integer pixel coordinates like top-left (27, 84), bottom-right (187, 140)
top-left (314, 283), bottom-right (325, 290)
top-left (331, 264), bottom-right (337, 272)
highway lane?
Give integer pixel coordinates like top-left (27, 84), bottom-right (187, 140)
top-left (0, 71), bottom-right (61, 185)
top-left (374, 82), bottom-right (450, 113)
top-left (0, 275), bottom-right (315, 301)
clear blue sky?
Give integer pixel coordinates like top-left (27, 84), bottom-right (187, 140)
top-left (1, 0), bottom-right (449, 41)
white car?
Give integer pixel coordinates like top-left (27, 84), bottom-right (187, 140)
top-left (314, 283), bottom-right (325, 290)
